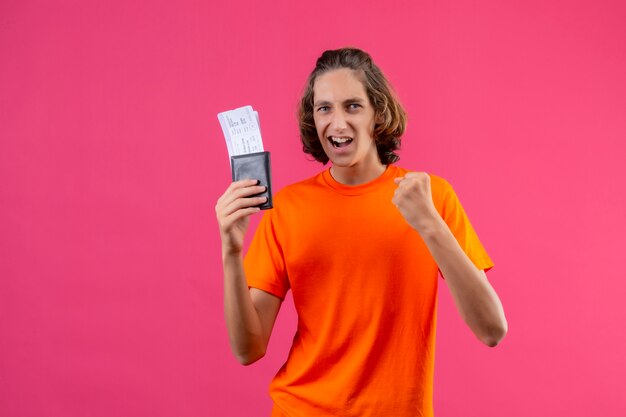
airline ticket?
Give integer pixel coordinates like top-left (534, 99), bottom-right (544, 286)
top-left (217, 105), bottom-right (264, 158)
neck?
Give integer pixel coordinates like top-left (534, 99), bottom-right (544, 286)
top-left (330, 161), bottom-right (387, 186)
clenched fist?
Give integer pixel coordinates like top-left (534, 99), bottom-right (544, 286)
top-left (392, 172), bottom-right (441, 234)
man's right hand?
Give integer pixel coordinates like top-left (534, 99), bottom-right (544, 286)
top-left (215, 179), bottom-right (268, 254)
top-left (217, 179), bottom-right (281, 366)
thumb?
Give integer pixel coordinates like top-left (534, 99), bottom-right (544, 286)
top-left (393, 177), bottom-right (404, 185)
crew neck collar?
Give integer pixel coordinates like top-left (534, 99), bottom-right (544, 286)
top-left (321, 165), bottom-right (398, 195)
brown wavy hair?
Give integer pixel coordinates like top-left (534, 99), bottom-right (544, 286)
top-left (298, 48), bottom-right (407, 165)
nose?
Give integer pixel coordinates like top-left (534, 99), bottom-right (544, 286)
top-left (330, 108), bottom-right (347, 131)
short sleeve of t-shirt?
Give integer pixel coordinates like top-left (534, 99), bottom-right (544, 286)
top-left (437, 177), bottom-right (494, 272)
top-left (244, 203), bottom-right (290, 300)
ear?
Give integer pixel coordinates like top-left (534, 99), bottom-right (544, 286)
top-left (375, 112), bottom-right (385, 125)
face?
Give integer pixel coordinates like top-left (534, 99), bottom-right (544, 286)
top-left (312, 68), bottom-right (382, 176)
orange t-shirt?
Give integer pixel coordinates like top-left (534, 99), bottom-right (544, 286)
top-left (244, 165), bottom-right (494, 417)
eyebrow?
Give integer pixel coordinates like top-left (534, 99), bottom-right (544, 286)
top-left (313, 97), bottom-right (366, 107)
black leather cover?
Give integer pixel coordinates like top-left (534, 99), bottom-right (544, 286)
top-left (231, 151), bottom-right (273, 210)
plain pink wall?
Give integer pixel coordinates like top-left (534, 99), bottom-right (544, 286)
top-left (1, 0), bottom-right (625, 416)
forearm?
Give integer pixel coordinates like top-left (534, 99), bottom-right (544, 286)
top-left (222, 250), bottom-right (266, 364)
top-left (420, 217), bottom-right (507, 346)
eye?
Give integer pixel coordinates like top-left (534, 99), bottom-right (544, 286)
top-left (317, 106), bottom-right (330, 113)
top-left (348, 103), bottom-right (362, 111)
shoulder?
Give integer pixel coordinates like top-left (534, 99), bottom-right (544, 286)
top-left (429, 173), bottom-right (453, 195)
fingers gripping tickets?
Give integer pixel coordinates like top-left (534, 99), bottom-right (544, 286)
top-left (217, 106), bottom-right (273, 210)
top-left (216, 179), bottom-right (268, 253)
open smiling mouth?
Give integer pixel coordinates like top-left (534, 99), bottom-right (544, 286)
top-left (329, 136), bottom-right (353, 148)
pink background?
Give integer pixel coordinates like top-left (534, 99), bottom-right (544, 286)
top-left (1, 0), bottom-right (625, 416)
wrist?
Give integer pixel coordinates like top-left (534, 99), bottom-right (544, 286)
top-left (413, 211), bottom-right (447, 238)
top-left (222, 244), bottom-right (244, 260)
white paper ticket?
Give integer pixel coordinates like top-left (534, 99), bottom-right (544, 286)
top-left (217, 105), bottom-right (264, 158)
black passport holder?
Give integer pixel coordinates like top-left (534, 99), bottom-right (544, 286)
top-left (231, 151), bottom-right (273, 210)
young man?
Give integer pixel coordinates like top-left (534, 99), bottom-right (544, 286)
top-left (216, 48), bottom-right (507, 417)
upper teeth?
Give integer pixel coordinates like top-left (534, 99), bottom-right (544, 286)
top-left (331, 137), bottom-right (351, 143)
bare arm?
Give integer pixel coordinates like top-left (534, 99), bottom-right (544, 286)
top-left (418, 218), bottom-right (507, 346)
top-left (393, 173), bottom-right (507, 347)
top-left (216, 180), bottom-right (283, 365)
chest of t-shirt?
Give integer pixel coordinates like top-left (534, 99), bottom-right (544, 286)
top-left (276, 187), bottom-right (439, 327)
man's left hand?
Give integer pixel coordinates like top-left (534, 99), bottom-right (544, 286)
top-left (393, 172), bottom-right (441, 234)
